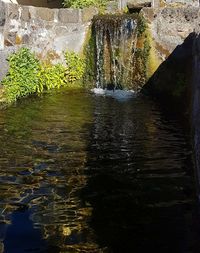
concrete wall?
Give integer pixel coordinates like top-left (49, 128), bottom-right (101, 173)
top-left (0, 0), bottom-right (98, 82)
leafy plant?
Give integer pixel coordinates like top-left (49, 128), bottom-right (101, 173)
top-left (65, 51), bottom-right (86, 82)
top-left (2, 48), bottom-right (40, 103)
top-left (36, 63), bottom-right (67, 93)
top-left (1, 48), bottom-right (86, 103)
top-left (63, 0), bottom-right (108, 9)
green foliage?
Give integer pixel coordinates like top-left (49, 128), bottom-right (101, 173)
top-left (1, 48), bottom-right (86, 103)
top-left (63, 0), bottom-right (108, 9)
top-left (2, 48), bottom-right (40, 103)
top-left (36, 64), bottom-right (67, 93)
top-left (65, 51), bottom-right (86, 82)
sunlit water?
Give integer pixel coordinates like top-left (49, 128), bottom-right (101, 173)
top-left (0, 89), bottom-right (199, 253)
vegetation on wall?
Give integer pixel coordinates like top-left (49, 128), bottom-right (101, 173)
top-left (1, 48), bottom-right (86, 103)
top-left (65, 51), bottom-right (86, 82)
top-left (131, 15), bottom-right (151, 90)
top-left (82, 28), bottom-right (96, 86)
top-left (63, 0), bottom-right (109, 9)
top-left (3, 48), bottom-right (40, 103)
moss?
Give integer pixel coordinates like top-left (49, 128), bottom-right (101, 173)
top-left (137, 14), bottom-right (147, 37)
top-left (130, 14), bottom-right (151, 90)
top-left (82, 25), bottom-right (96, 88)
top-left (145, 30), bottom-right (162, 80)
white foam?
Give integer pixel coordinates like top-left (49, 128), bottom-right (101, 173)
top-left (91, 88), bottom-right (135, 101)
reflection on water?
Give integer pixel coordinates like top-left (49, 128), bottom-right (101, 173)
top-left (0, 89), bottom-right (198, 253)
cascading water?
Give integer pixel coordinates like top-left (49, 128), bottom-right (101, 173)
top-left (93, 15), bottom-right (138, 90)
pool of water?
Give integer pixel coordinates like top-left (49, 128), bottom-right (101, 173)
top-left (0, 89), bottom-right (199, 253)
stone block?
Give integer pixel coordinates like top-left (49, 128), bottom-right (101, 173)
top-left (81, 7), bottom-right (98, 22)
top-left (20, 6), bottom-right (31, 22)
top-left (36, 7), bottom-right (55, 21)
top-left (6, 3), bottom-right (19, 20)
top-left (58, 9), bottom-right (80, 23)
top-left (0, 1), bottom-right (6, 26)
top-left (81, 7), bottom-right (98, 23)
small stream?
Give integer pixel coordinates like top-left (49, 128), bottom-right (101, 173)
top-left (0, 89), bottom-right (199, 253)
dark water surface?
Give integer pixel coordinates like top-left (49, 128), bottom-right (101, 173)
top-left (0, 89), bottom-right (199, 253)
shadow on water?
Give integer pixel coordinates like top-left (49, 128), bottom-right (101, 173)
top-left (81, 93), bottom-right (200, 253)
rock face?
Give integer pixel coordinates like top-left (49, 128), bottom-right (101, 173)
top-left (141, 7), bottom-right (200, 109)
top-left (0, 0), bottom-right (98, 82)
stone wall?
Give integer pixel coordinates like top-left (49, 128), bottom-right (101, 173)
top-left (141, 7), bottom-right (200, 105)
top-left (142, 7), bottom-right (200, 60)
top-left (0, 0), bottom-right (97, 81)
top-left (118, 0), bottom-right (199, 9)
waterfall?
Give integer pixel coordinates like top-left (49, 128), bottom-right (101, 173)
top-left (93, 15), bottom-right (138, 90)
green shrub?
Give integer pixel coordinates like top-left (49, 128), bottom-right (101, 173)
top-left (65, 51), bottom-right (86, 82)
top-left (36, 63), bottom-right (66, 93)
top-left (2, 48), bottom-right (40, 103)
top-left (63, 0), bottom-right (108, 9)
top-left (1, 48), bottom-right (86, 103)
